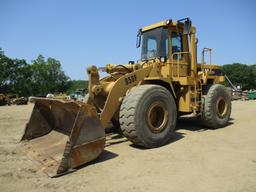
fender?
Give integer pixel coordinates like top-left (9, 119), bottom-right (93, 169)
top-left (100, 66), bottom-right (153, 127)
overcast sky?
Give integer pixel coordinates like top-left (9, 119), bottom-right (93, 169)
top-left (1, 0), bottom-right (255, 79)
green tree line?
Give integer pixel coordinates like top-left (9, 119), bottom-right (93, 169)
top-left (0, 49), bottom-right (255, 97)
top-left (222, 63), bottom-right (256, 90)
top-left (0, 50), bottom-right (88, 96)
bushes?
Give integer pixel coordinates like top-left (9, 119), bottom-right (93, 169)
top-left (222, 63), bottom-right (256, 90)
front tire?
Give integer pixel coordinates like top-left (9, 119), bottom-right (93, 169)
top-left (119, 85), bottom-right (177, 148)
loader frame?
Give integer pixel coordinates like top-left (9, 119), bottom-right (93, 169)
top-left (20, 18), bottom-right (227, 177)
top-left (87, 18), bottom-right (225, 126)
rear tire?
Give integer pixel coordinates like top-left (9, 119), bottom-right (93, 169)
top-left (201, 84), bottom-right (231, 128)
top-left (119, 85), bottom-right (177, 148)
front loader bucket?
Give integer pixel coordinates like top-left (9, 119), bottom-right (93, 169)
top-left (20, 97), bottom-right (105, 177)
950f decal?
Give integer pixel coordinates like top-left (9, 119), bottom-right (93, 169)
top-left (124, 75), bottom-right (137, 85)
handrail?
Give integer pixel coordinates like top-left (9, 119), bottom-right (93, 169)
top-left (170, 51), bottom-right (200, 112)
top-left (201, 48), bottom-right (212, 72)
top-left (171, 51), bottom-right (191, 78)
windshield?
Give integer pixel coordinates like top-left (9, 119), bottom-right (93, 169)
top-left (141, 27), bottom-right (168, 60)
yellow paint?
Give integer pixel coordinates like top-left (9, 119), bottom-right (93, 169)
top-left (87, 18), bottom-right (227, 126)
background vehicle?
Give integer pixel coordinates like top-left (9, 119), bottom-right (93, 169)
top-left (0, 94), bottom-right (10, 106)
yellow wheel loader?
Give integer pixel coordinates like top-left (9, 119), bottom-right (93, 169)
top-left (20, 18), bottom-right (231, 177)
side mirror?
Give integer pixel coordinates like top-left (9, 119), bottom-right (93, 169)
top-left (178, 18), bottom-right (192, 35)
top-left (136, 29), bottom-right (142, 48)
top-left (183, 19), bottom-right (192, 35)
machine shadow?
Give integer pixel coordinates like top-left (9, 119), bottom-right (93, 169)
top-left (176, 116), bottom-right (234, 131)
top-left (74, 149), bottom-right (118, 170)
top-left (59, 150), bottom-right (118, 177)
top-left (129, 116), bottom-right (234, 150)
top-left (71, 133), bottom-right (126, 174)
top-left (70, 116), bottom-right (234, 174)
top-left (105, 132), bottom-right (128, 147)
top-left (91, 149), bottom-right (119, 163)
top-left (129, 131), bottom-right (185, 150)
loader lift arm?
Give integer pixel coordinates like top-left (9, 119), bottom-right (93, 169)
top-left (87, 65), bottom-right (153, 128)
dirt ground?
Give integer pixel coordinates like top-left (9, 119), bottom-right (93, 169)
top-left (0, 101), bottom-right (256, 192)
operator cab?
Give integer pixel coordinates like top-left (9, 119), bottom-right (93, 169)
top-left (137, 18), bottom-right (193, 77)
top-left (137, 18), bottom-right (191, 62)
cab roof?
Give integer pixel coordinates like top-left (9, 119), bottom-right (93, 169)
top-left (141, 20), bottom-right (173, 32)
top-left (141, 19), bottom-right (195, 33)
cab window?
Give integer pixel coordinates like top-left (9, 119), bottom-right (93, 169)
top-left (147, 38), bottom-right (157, 59)
top-left (171, 32), bottom-right (183, 60)
top-left (141, 27), bottom-right (168, 60)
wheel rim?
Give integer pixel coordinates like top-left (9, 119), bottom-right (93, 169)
top-left (216, 97), bottom-right (228, 118)
top-left (146, 101), bottom-right (169, 133)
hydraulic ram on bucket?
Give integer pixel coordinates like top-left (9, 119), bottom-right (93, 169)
top-left (20, 97), bottom-right (105, 177)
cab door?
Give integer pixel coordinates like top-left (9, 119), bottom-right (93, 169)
top-left (169, 29), bottom-right (189, 77)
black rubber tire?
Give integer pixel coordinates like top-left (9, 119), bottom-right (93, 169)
top-left (119, 85), bottom-right (177, 148)
top-left (201, 84), bottom-right (232, 128)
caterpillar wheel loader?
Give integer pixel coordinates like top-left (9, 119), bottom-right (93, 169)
top-left (20, 18), bottom-right (231, 177)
